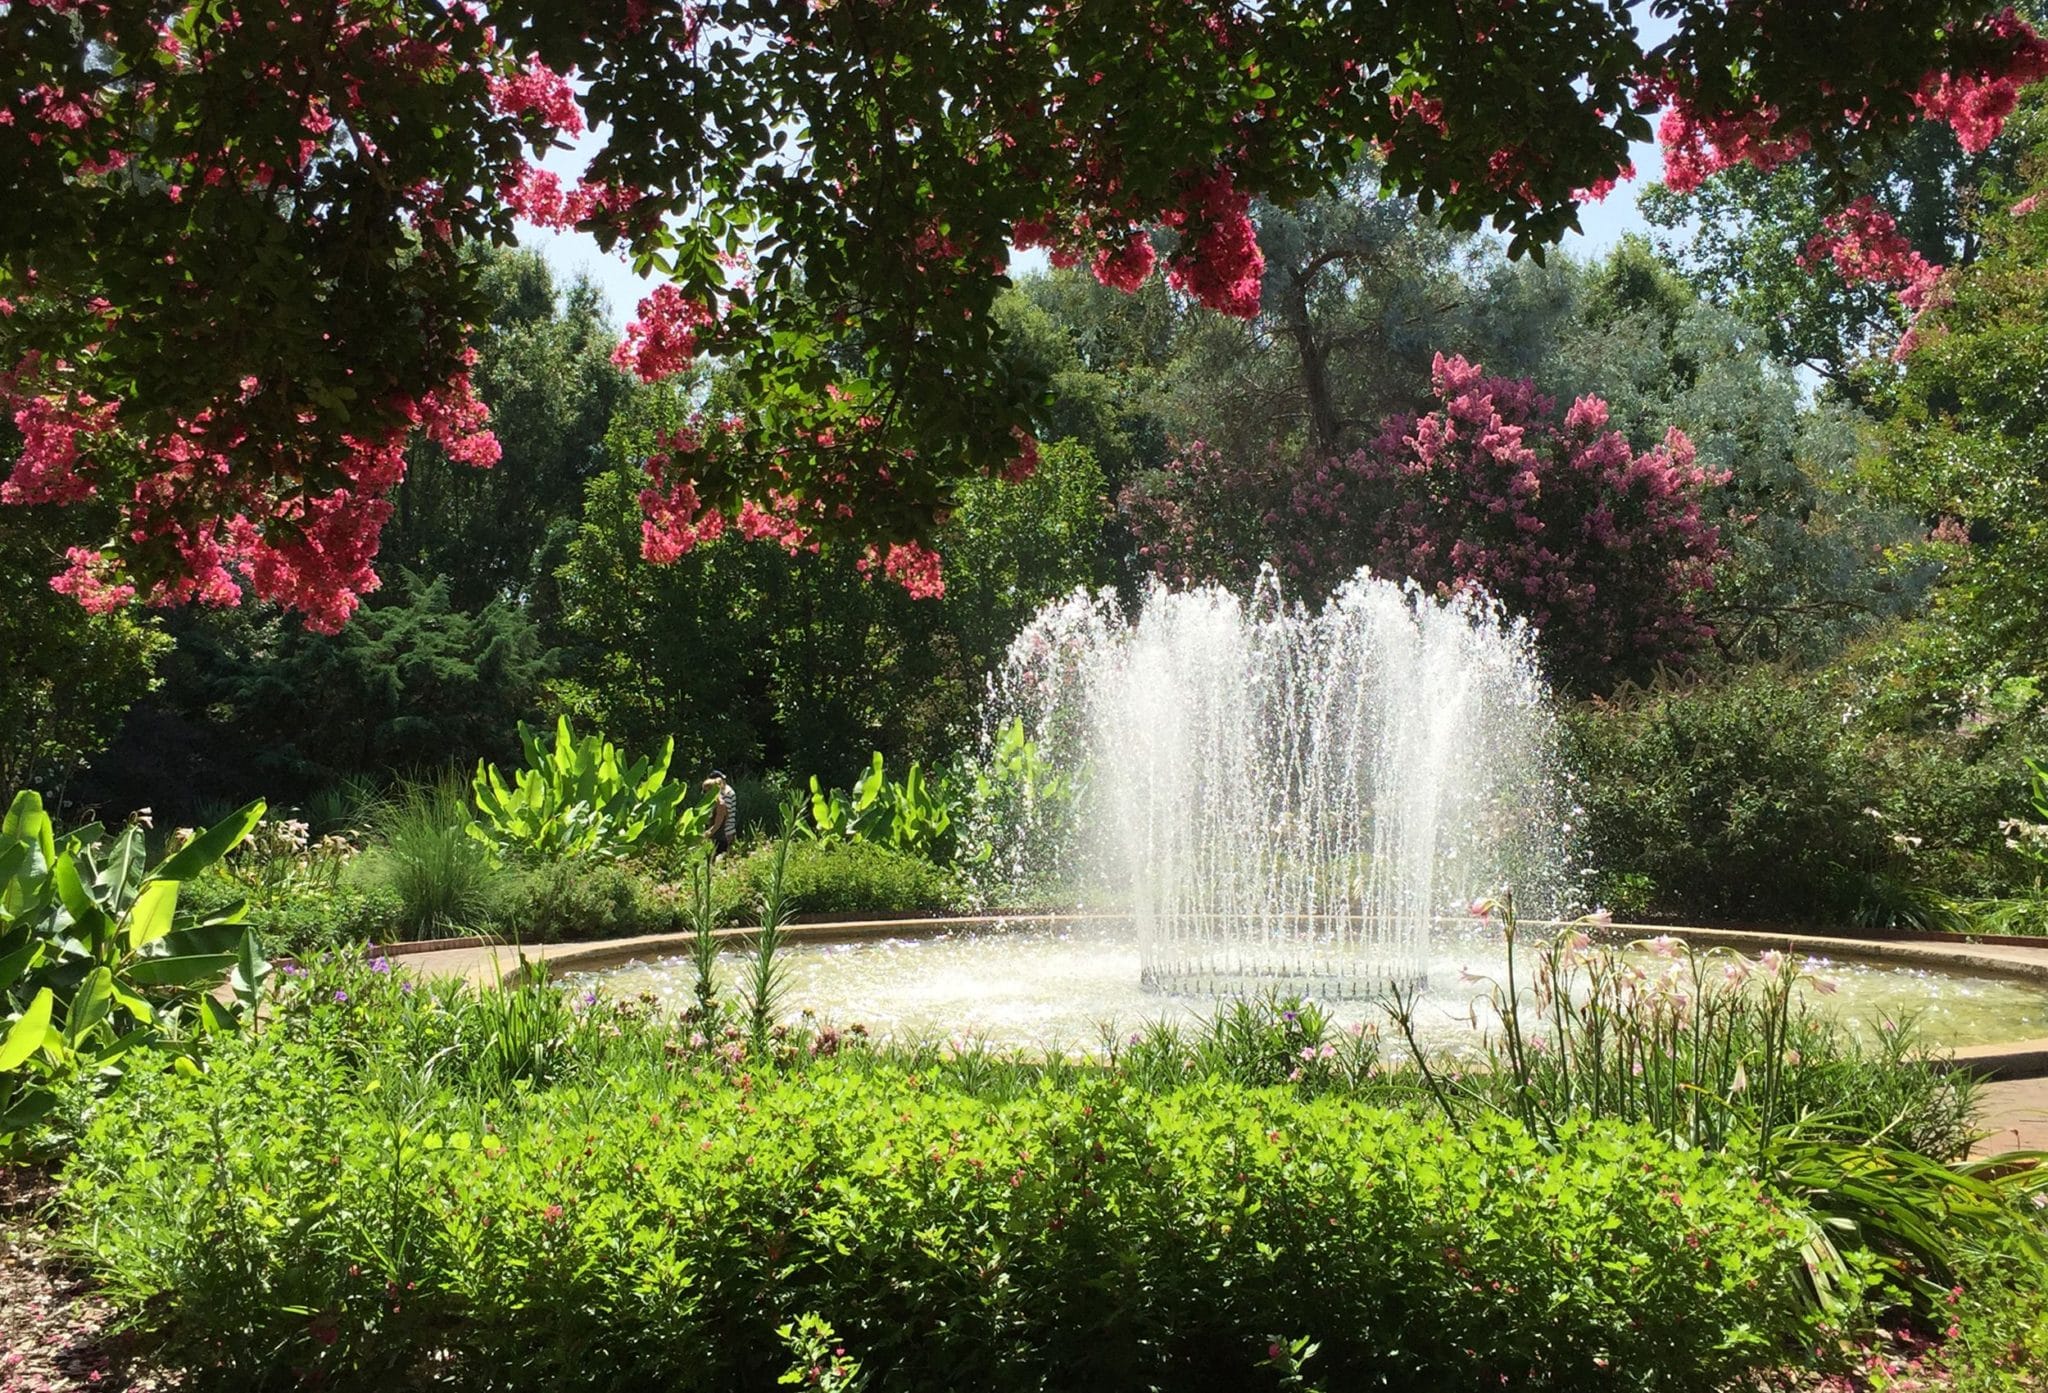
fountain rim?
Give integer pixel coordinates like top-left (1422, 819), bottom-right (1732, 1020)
top-left (501, 911), bottom-right (2048, 1080)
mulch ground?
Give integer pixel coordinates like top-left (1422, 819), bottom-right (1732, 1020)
top-left (0, 1168), bottom-right (177, 1393)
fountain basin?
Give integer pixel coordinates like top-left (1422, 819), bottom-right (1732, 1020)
top-left (557, 915), bottom-right (2048, 1059)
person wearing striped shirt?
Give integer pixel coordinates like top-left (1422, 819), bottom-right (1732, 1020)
top-left (702, 771), bottom-right (738, 858)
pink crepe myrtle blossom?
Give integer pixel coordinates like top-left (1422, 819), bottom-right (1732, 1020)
top-left (1280, 355), bottom-right (1727, 684)
top-left (612, 284), bottom-right (715, 383)
top-left (489, 60), bottom-right (584, 137)
top-left (1162, 171), bottom-right (1264, 319)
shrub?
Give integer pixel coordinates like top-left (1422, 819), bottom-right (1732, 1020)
top-left (354, 778), bottom-right (499, 940)
top-left (61, 991), bottom-right (1823, 1392)
top-left (180, 875), bottom-right (404, 957)
top-left (486, 861), bottom-right (680, 943)
top-left (471, 717), bottom-right (709, 863)
top-left (1564, 670), bottom-right (1892, 921)
top-left (731, 837), bottom-right (964, 920)
top-left (2, 793), bottom-right (267, 1153)
top-left (1566, 665), bottom-right (2048, 925)
top-left (808, 751), bottom-right (956, 862)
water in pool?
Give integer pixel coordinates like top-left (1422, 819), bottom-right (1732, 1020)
top-left (564, 918), bottom-right (2048, 1054)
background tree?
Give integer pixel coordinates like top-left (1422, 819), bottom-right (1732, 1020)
top-left (1283, 353), bottom-right (1728, 689)
top-left (1640, 35), bottom-right (2048, 396)
top-left (77, 575), bottom-right (552, 818)
top-left (380, 249), bottom-right (636, 624)
top-left (0, 508), bottom-right (169, 801)
top-left (1154, 171), bottom-right (1482, 466)
top-left (557, 412), bottom-right (1112, 779)
top-left (1870, 126), bottom-right (2048, 718)
top-left (1530, 241), bottom-right (1929, 662)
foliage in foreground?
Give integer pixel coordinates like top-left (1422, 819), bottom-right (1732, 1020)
top-left (62, 976), bottom-right (1822, 1393)
top-left (1, 792), bottom-right (267, 1152)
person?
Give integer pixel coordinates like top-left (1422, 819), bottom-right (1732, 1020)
top-left (702, 771), bottom-right (738, 858)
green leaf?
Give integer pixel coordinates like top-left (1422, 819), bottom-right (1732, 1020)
top-left (2, 792), bottom-right (54, 867)
top-left (154, 800), bottom-right (265, 882)
top-left (64, 967), bottom-right (115, 1046)
top-left (125, 953), bottom-right (238, 988)
top-left (231, 929), bottom-right (270, 1018)
top-left (0, 1087), bottom-right (59, 1131)
top-left (52, 856), bottom-right (114, 946)
top-left (196, 995), bottom-right (241, 1036)
top-left (98, 825), bottom-right (149, 908)
top-left (126, 879), bottom-right (180, 953)
top-left (0, 989), bottom-right (55, 1071)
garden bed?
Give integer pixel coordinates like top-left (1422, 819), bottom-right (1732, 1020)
top-left (0, 1168), bottom-right (179, 1393)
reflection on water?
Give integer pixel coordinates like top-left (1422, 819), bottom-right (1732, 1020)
top-left (564, 918), bottom-right (2048, 1054)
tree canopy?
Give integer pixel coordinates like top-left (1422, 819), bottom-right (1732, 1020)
top-left (5, 0), bottom-right (2047, 629)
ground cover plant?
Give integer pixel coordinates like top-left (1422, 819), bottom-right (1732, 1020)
top-left (27, 921), bottom-right (2046, 1393)
top-left (57, 962), bottom-right (1824, 1393)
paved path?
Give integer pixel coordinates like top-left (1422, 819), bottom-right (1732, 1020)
top-left (1972, 1076), bottom-right (2048, 1157)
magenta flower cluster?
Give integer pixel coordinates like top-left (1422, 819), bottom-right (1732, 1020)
top-left (1280, 354), bottom-right (1729, 680)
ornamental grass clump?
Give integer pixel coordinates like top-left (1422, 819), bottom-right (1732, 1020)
top-left (60, 963), bottom-right (1824, 1393)
top-left (355, 776), bottom-right (497, 941)
top-left (1400, 897), bottom-right (1981, 1162)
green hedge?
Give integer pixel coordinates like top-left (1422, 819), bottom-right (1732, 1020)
top-left (486, 860), bottom-right (683, 942)
top-left (731, 836), bottom-right (966, 920)
top-left (64, 1020), bottom-right (1817, 1392)
top-left (178, 874), bottom-right (405, 956)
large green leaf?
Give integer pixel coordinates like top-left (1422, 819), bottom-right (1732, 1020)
top-left (0, 939), bottom-right (46, 994)
top-left (196, 994), bottom-right (241, 1036)
top-left (0, 1089), bottom-right (59, 1135)
top-left (153, 919), bottom-right (249, 960)
top-left (64, 967), bottom-right (114, 1046)
top-left (153, 800), bottom-right (265, 882)
top-left (1, 791), bottom-right (54, 868)
top-left (0, 839), bottom-right (29, 891)
top-left (97, 825), bottom-right (150, 910)
top-left (125, 953), bottom-right (238, 988)
top-left (125, 879), bottom-right (180, 953)
top-left (0, 988), bottom-right (56, 1071)
top-left (230, 929), bottom-right (270, 1018)
top-left (51, 856), bottom-right (114, 947)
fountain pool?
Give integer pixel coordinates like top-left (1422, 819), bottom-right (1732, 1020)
top-left (565, 571), bottom-right (2048, 1061)
top-left (564, 918), bottom-right (2048, 1054)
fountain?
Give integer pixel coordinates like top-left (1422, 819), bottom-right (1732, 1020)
top-left (568, 569), bottom-right (2048, 1056)
top-left (988, 568), bottom-right (1570, 999)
